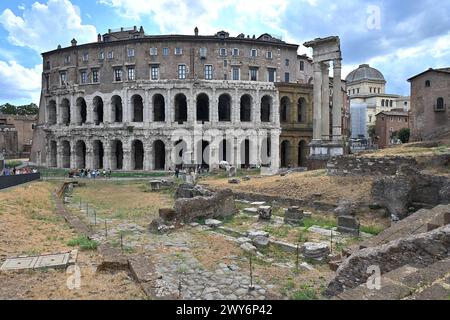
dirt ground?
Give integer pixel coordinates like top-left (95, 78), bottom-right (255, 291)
top-left (0, 182), bottom-right (145, 300)
top-left (201, 170), bottom-right (374, 204)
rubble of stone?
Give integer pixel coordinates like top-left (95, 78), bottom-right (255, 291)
top-left (257, 206), bottom-right (272, 220)
top-left (334, 200), bottom-right (357, 217)
top-left (302, 242), bottom-right (330, 262)
top-left (372, 165), bottom-right (450, 220)
top-left (337, 216), bottom-right (360, 236)
top-left (159, 208), bottom-right (177, 222)
top-left (148, 218), bottom-right (175, 234)
top-left (174, 183), bottom-right (212, 200)
top-left (325, 204), bottom-right (450, 298)
top-left (284, 206), bottom-right (304, 225)
top-left (228, 178), bottom-right (241, 184)
top-left (174, 189), bottom-right (237, 223)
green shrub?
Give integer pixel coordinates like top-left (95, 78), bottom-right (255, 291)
top-left (67, 236), bottom-right (98, 250)
top-left (291, 285), bottom-right (318, 300)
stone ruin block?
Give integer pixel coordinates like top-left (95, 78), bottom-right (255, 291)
top-left (174, 189), bottom-right (237, 223)
top-left (284, 206), bottom-right (304, 225)
top-left (149, 180), bottom-right (162, 191)
top-left (337, 215), bottom-right (360, 236)
top-left (174, 183), bottom-right (211, 200)
top-left (228, 178), bottom-right (241, 184)
top-left (302, 242), bottom-right (330, 263)
top-left (228, 166), bottom-right (237, 177)
top-left (258, 206), bottom-right (272, 220)
top-left (159, 208), bottom-right (177, 222)
top-left (148, 218), bottom-right (174, 234)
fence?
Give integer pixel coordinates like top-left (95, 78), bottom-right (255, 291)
top-left (0, 173), bottom-right (41, 190)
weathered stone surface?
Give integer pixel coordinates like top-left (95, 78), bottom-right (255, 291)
top-left (97, 244), bottom-right (129, 272)
top-left (242, 176), bottom-right (251, 181)
top-left (237, 237), bottom-right (252, 244)
top-left (174, 189), bottom-right (237, 223)
top-left (334, 200), bottom-right (357, 217)
top-left (243, 208), bottom-right (258, 215)
top-left (228, 178), bottom-right (241, 184)
top-left (247, 230), bottom-right (269, 239)
top-left (302, 242), bottom-right (330, 261)
top-left (337, 215), bottom-right (360, 236)
top-left (325, 224), bottom-right (450, 297)
top-left (240, 242), bottom-right (257, 254)
top-left (252, 235), bottom-right (269, 248)
top-left (148, 218), bottom-right (172, 234)
top-left (284, 206), bottom-right (304, 225)
top-left (205, 219), bottom-right (222, 228)
top-left (159, 208), bottom-right (177, 222)
top-left (258, 206), bottom-right (272, 220)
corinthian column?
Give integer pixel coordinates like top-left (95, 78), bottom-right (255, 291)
top-left (312, 62), bottom-right (322, 142)
top-left (332, 59), bottom-right (343, 141)
top-left (321, 62), bottom-right (330, 141)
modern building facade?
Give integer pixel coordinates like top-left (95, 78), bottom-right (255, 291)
top-left (31, 27), bottom-right (314, 171)
top-left (346, 64), bottom-right (410, 138)
top-left (0, 114), bottom-right (37, 159)
top-left (408, 67), bottom-right (450, 141)
top-left (375, 110), bottom-right (409, 149)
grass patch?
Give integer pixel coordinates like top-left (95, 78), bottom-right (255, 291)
top-left (303, 217), bottom-right (337, 230)
top-left (67, 236), bottom-right (98, 250)
top-left (291, 285), bottom-right (318, 300)
top-left (360, 225), bottom-right (384, 235)
top-left (263, 225), bottom-right (290, 238)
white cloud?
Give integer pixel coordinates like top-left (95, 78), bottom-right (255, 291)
top-left (0, 0), bottom-right (97, 53)
top-left (0, 60), bottom-right (41, 103)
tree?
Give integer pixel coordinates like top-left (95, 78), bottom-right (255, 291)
top-left (397, 128), bottom-right (410, 144)
top-left (0, 103), bottom-right (39, 116)
top-left (0, 103), bottom-right (17, 115)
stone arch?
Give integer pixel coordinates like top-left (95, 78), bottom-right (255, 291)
top-left (196, 140), bottom-right (210, 169)
top-left (49, 140), bottom-right (57, 167)
top-left (196, 93), bottom-right (210, 122)
top-left (47, 100), bottom-right (57, 125)
top-left (111, 95), bottom-right (123, 123)
top-left (280, 140), bottom-right (290, 168)
top-left (240, 94), bottom-right (252, 122)
top-left (218, 94), bottom-right (231, 122)
top-left (280, 96), bottom-right (291, 123)
top-left (111, 140), bottom-right (123, 170)
top-left (131, 94), bottom-right (144, 122)
top-left (298, 98), bottom-right (307, 123)
top-left (75, 140), bottom-right (87, 169)
top-left (61, 140), bottom-right (71, 168)
top-left (261, 95), bottom-right (272, 122)
top-left (298, 140), bottom-right (309, 167)
top-left (60, 98), bottom-right (70, 125)
top-left (93, 140), bottom-right (104, 169)
top-left (174, 139), bottom-right (187, 169)
top-left (131, 139), bottom-right (144, 170)
top-left (153, 140), bottom-right (166, 170)
top-left (174, 93), bottom-right (188, 123)
top-left (153, 94), bottom-right (165, 122)
top-left (93, 96), bottom-right (104, 125)
top-left (75, 97), bottom-right (87, 125)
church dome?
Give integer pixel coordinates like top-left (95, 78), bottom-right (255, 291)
top-left (345, 64), bottom-right (385, 83)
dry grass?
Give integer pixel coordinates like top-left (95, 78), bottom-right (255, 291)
top-left (202, 170), bottom-right (373, 203)
top-left (71, 180), bottom-right (174, 221)
top-left (0, 182), bottom-right (145, 300)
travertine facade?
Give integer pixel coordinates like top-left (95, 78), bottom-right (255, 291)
top-left (31, 27), bottom-right (314, 171)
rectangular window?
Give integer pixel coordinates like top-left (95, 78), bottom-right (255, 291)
top-left (268, 68), bottom-right (276, 82)
top-left (224, 73), bottom-right (227, 80)
top-left (232, 48), bottom-right (239, 56)
top-left (107, 51), bottom-right (114, 59)
top-left (284, 72), bottom-right (290, 82)
top-left (80, 71), bottom-right (87, 84)
top-left (151, 65), bottom-right (159, 80)
top-left (204, 65), bottom-right (212, 80)
top-left (128, 48), bottom-right (135, 57)
top-left (163, 47), bottom-right (169, 56)
top-left (178, 64), bottom-right (186, 79)
top-left (220, 48), bottom-right (227, 56)
top-left (250, 49), bottom-right (257, 57)
top-left (285, 59), bottom-right (289, 66)
top-left (82, 53), bottom-right (89, 62)
top-left (223, 60), bottom-right (227, 67)
top-left (232, 67), bottom-right (240, 80)
top-left (266, 51), bottom-right (273, 59)
top-left (60, 72), bottom-right (67, 85)
top-left (98, 52), bottom-right (105, 60)
top-left (127, 67), bottom-right (135, 81)
top-left (114, 69), bottom-right (122, 82)
top-left (64, 55), bottom-right (71, 64)
top-left (199, 47), bottom-right (207, 57)
top-left (150, 47), bottom-right (158, 56)
top-left (250, 68), bottom-right (258, 81)
top-left (300, 61), bottom-right (304, 71)
top-left (92, 70), bottom-right (99, 83)
top-left (175, 47), bottom-right (183, 55)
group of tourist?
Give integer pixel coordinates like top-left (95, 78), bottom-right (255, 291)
top-left (69, 168), bottom-right (112, 179)
top-left (0, 167), bottom-right (38, 176)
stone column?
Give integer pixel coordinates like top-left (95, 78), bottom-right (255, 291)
top-left (210, 137), bottom-right (220, 170)
top-left (87, 101), bottom-right (94, 125)
top-left (103, 140), bottom-right (112, 170)
top-left (145, 90), bottom-right (152, 123)
top-left (233, 88), bottom-right (239, 123)
top-left (270, 129), bottom-right (280, 170)
top-left (86, 141), bottom-right (94, 169)
top-left (312, 62), bottom-right (322, 142)
top-left (255, 90), bottom-right (261, 125)
top-left (57, 141), bottom-right (63, 168)
top-left (321, 62), bottom-right (330, 141)
top-left (332, 59), bottom-right (343, 142)
top-left (123, 89), bottom-right (129, 123)
top-left (70, 142), bottom-right (76, 169)
top-left (123, 140), bottom-right (131, 171)
top-left (70, 95), bottom-right (77, 125)
top-left (166, 89), bottom-right (172, 125)
top-left (234, 136), bottom-right (241, 168)
top-left (272, 92), bottom-right (280, 125)
top-left (144, 140), bottom-right (153, 171)
top-left (188, 96), bottom-right (195, 124)
top-left (250, 134), bottom-right (258, 166)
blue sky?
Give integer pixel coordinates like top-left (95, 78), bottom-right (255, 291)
top-left (0, 0), bottom-right (449, 105)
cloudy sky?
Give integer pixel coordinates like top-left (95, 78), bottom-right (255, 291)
top-left (0, 0), bottom-right (449, 105)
